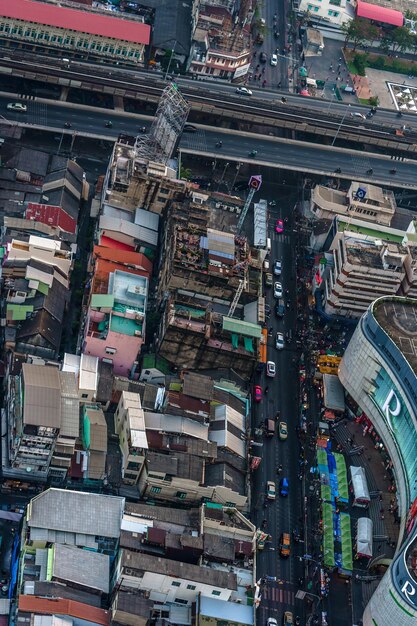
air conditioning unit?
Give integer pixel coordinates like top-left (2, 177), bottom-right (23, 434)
top-left (134, 330), bottom-right (142, 337)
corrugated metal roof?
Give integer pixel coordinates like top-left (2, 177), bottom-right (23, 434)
top-left (134, 208), bottom-right (159, 231)
top-left (17, 595), bottom-right (110, 625)
top-left (52, 544), bottom-right (110, 593)
top-left (0, 0), bottom-right (151, 44)
top-left (22, 363), bottom-right (61, 428)
top-left (222, 317), bottom-right (262, 339)
top-left (356, 0), bottom-right (403, 25)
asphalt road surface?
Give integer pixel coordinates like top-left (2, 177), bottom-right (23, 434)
top-left (2, 97), bottom-right (416, 189)
top-left (2, 50), bottom-right (417, 135)
top-left (252, 199), bottom-right (306, 625)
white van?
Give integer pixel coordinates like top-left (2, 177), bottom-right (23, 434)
top-left (266, 237), bottom-right (271, 252)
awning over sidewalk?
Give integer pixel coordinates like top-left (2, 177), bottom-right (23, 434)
top-left (323, 374), bottom-right (345, 412)
top-left (356, 517), bottom-right (373, 558)
top-left (356, 0), bottom-right (404, 26)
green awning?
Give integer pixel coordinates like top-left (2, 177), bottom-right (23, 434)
top-left (243, 336), bottom-right (254, 352)
top-left (231, 333), bottom-right (239, 349)
top-left (223, 316), bottom-right (262, 339)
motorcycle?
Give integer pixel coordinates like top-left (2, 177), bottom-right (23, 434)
top-left (216, 141), bottom-right (223, 148)
top-left (249, 150), bottom-right (258, 157)
top-left (64, 122), bottom-right (71, 128)
top-left (335, 167), bottom-right (341, 174)
top-left (139, 126), bottom-right (146, 133)
top-left (390, 168), bottom-right (397, 174)
top-left (105, 121), bottom-right (113, 128)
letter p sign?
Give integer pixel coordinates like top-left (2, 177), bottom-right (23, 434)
top-left (381, 389), bottom-right (401, 430)
top-left (401, 580), bottom-right (416, 604)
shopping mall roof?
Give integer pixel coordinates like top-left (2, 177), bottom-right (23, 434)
top-left (0, 0), bottom-right (151, 45)
top-left (373, 297), bottom-right (417, 376)
top-left (356, 0), bottom-right (404, 27)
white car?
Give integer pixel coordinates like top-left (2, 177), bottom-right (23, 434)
top-left (7, 102), bottom-right (27, 112)
top-left (274, 260), bottom-right (282, 276)
top-left (267, 619), bottom-right (278, 626)
top-left (270, 54), bottom-right (278, 66)
top-left (266, 481), bottom-right (276, 500)
top-left (266, 360), bottom-right (276, 377)
top-left (275, 332), bottom-right (284, 350)
top-left (351, 112), bottom-right (366, 120)
top-left (274, 281), bottom-right (283, 298)
top-left (236, 87), bottom-right (252, 96)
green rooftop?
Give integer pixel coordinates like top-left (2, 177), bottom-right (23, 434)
top-left (223, 317), bottom-right (262, 339)
top-left (142, 354), bottom-right (171, 375)
top-left (91, 294), bottom-right (115, 308)
top-left (337, 221), bottom-right (403, 243)
top-left (7, 304), bottom-right (34, 321)
top-left (110, 315), bottom-right (142, 336)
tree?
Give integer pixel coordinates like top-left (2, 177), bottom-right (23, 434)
top-left (341, 18), bottom-right (378, 51)
top-left (380, 26), bottom-right (414, 53)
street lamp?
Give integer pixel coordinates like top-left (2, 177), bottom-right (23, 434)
top-left (165, 40), bottom-right (177, 81)
top-left (331, 103), bottom-right (350, 147)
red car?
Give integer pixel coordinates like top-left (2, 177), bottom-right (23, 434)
top-left (275, 219), bottom-right (284, 233)
top-left (253, 385), bottom-right (263, 402)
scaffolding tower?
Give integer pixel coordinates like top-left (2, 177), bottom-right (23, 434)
top-left (135, 83), bottom-right (190, 164)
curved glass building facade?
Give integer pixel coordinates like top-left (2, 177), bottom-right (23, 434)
top-left (339, 296), bottom-right (417, 626)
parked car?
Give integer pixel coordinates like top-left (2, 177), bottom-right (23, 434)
top-left (275, 332), bottom-right (284, 350)
top-left (280, 477), bottom-right (289, 496)
top-left (7, 102), bottom-right (27, 112)
top-left (265, 273), bottom-right (273, 287)
top-left (236, 87), bottom-right (252, 96)
top-left (278, 421), bottom-right (288, 440)
top-left (270, 54), bottom-right (278, 66)
top-left (275, 301), bottom-right (285, 317)
top-left (274, 260), bottom-right (282, 276)
top-left (266, 361), bottom-right (276, 377)
top-left (266, 480), bottom-right (276, 500)
top-left (267, 619), bottom-right (278, 626)
top-left (275, 219), bottom-right (284, 233)
top-left (351, 112), bottom-right (366, 120)
top-left (260, 52), bottom-right (267, 63)
top-left (274, 282), bottom-right (283, 298)
top-left (253, 385), bottom-right (263, 402)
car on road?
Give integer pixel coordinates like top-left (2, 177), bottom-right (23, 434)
top-left (278, 421), bottom-right (288, 440)
top-left (236, 87), bottom-right (253, 96)
top-left (280, 477), bottom-right (289, 496)
top-left (274, 282), bottom-right (283, 298)
top-left (266, 480), bottom-right (276, 500)
top-left (267, 619), bottom-right (278, 626)
top-left (270, 54), bottom-right (278, 66)
top-left (273, 259), bottom-right (282, 276)
top-left (183, 124), bottom-right (197, 132)
top-left (275, 301), bottom-right (285, 317)
top-left (266, 361), bottom-right (276, 377)
top-left (351, 112), bottom-right (366, 120)
top-left (253, 385), bottom-right (262, 402)
top-left (283, 611), bottom-right (294, 625)
top-left (265, 272), bottom-right (273, 287)
top-left (275, 332), bottom-right (284, 350)
top-left (280, 532), bottom-right (291, 558)
top-left (260, 52), bottom-right (267, 63)
top-left (7, 102), bottom-right (27, 112)
top-left (275, 219), bottom-right (284, 233)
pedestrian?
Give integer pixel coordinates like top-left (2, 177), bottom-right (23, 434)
top-left (380, 513), bottom-right (385, 520)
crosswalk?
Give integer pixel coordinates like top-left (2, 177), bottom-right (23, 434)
top-left (263, 585), bottom-right (295, 604)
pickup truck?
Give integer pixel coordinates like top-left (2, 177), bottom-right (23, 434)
top-left (265, 273), bottom-right (273, 287)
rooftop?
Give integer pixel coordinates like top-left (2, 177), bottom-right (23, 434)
top-left (27, 488), bottom-right (124, 539)
top-left (22, 364), bottom-right (61, 428)
top-left (121, 550), bottom-right (237, 589)
top-left (356, 0), bottom-right (403, 26)
top-left (372, 297), bottom-right (417, 376)
top-left (52, 543), bottom-right (110, 593)
top-left (0, 0), bottom-right (151, 44)
top-left (17, 596), bottom-right (110, 625)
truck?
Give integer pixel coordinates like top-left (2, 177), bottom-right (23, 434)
top-left (264, 418), bottom-right (275, 437)
top-left (265, 273), bottom-right (273, 287)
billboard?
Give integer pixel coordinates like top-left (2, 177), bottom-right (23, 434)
top-left (369, 366), bottom-right (417, 505)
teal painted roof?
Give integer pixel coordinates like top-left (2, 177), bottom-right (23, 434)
top-left (222, 317), bottom-right (262, 339)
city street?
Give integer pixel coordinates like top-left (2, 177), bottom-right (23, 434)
top-left (251, 190), bottom-right (307, 623)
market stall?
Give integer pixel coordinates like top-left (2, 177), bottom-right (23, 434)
top-left (356, 517), bottom-right (373, 559)
top-left (350, 466), bottom-right (370, 508)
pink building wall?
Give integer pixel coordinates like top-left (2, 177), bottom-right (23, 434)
top-left (83, 330), bottom-right (143, 378)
